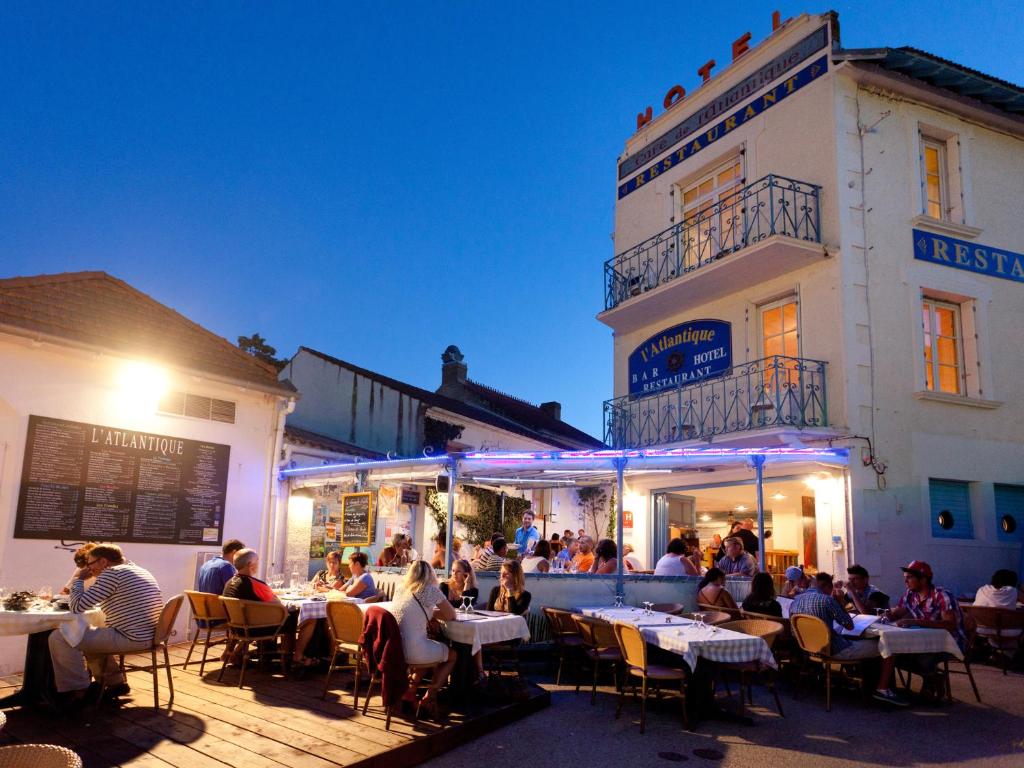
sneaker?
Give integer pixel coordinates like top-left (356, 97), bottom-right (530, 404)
top-left (103, 682), bottom-right (131, 699)
top-left (872, 688), bottom-right (909, 707)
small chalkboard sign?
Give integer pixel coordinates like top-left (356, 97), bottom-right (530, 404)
top-left (339, 492), bottom-right (375, 546)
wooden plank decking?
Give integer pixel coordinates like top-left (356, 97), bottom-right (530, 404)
top-left (0, 642), bottom-right (549, 768)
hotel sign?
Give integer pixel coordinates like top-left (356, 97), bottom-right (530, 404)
top-left (618, 54), bottom-right (829, 200)
top-left (619, 25), bottom-right (829, 180)
top-left (628, 320), bottom-right (732, 398)
top-left (913, 229), bottom-right (1024, 283)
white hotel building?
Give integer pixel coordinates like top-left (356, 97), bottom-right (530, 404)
top-left (601, 11), bottom-right (1024, 596)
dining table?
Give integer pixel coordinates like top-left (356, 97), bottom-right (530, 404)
top-left (0, 603), bottom-right (105, 710)
top-left (353, 601), bottom-right (531, 655)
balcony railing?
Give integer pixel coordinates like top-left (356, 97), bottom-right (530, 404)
top-left (603, 355), bottom-right (828, 448)
top-left (604, 174), bottom-right (821, 311)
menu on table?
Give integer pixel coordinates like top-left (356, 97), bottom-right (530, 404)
top-left (15, 415), bottom-right (230, 545)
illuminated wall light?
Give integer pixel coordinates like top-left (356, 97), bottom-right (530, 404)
top-left (700, 513), bottom-right (711, 522)
top-left (735, 504), bottom-right (748, 512)
top-left (771, 492), bottom-right (787, 501)
top-left (116, 361), bottom-right (168, 417)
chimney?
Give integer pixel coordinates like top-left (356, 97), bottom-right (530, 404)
top-left (439, 345), bottom-right (467, 396)
top-left (540, 401), bottom-right (562, 421)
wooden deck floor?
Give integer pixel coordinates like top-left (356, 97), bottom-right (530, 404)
top-left (0, 642), bottom-right (549, 768)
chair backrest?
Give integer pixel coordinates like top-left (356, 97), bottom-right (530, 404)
top-left (965, 605), bottom-right (1024, 634)
top-left (0, 744), bottom-right (83, 768)
top-left (650, 602), bottom-right (685, 615)
top-left (720, 619), bottom-right (784, 649)
top-left (687, 610), bottom-right (731, 626)
top-left (362, 593), bottom-right (385, 604)
top-left (219, 596), bottom-right (288, 630)
top-left (154, 595), bottom-right (185, 647)
top-left (574, 615), bottom-right (617, 648)
top-left (326, 600), bottom-right (364, 644)
top-left (613, 622), bottom-right (647, 670)
top-left (185, 590), bottom-right (227, 622)
top-left (542, 607), bottom-right (578, 636)
top-left (740, 610), bottom-right (791, 638)
top-left (699, 603), bottom-right (740, 620)
top-left (791, 614), bottom-right (831, 656)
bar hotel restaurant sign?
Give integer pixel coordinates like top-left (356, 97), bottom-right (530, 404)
top-left (629, 320), bottom-right (732, 398)
top-left (914, 229), bottom-right (1024, 283)
top-left (617, 25), bottom-right (829, 200)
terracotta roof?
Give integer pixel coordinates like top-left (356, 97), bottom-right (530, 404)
top-left (284, 425), bottom-right (386, 460)
top-left (293, 347), bottom-right (602, 450)
top-left (0, 271), bottom-right (294, 395)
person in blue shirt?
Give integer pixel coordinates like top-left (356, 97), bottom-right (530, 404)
top-left (512, 510), bottom-right (540, 556)
top-left (197, 539), bottom-right (245, 595)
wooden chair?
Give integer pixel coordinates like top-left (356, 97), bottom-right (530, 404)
top-left (613, 622), bottom-right (688, 733)
top-left (572, 614), bottom-right (623, 704)
top-left (790, 614), bottom-right (866, 712)
top-left (965, 605), bottom-right (1024, 674)
top-left (542, 607), bottom-right (582, 686)
top-left (901, 611), bottom-right (982, 703)
top-left (101, 594), bottom-right (184, 709)
top-left (0, 745), bottom-right (83, 768)
top-left (685, 610), bottom-right (732, 626)
top-left (741, 610), bottom-right (794, 667)
top-left (650, 602), bottom-right (686, 615)
top-left (218, 596), bottom-right (291, 688)
top-left (322, 601), bottom-right (366, 706)
top-left (718, 619), bottom-right (785, 716)
top-left (183, 590), bottom-right (230, 676)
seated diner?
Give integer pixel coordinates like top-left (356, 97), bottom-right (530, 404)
top-left (341, 551), bottom-right (377, 599)
top-left (696, 567), bottom-right (738, 612)
top-left (310, 550), bottom-right (344, 592)
top-left (741, 572), bottom-right (783, 617)
top-left (440, 558), bottom-right (479, 607)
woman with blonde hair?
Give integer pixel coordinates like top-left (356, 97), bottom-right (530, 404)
top-left (439, 559), bottom-right (479, 607)
top-left (390, 560), bottom-right (457, 717)
top-left (487, 559), bottom-right (532, 616)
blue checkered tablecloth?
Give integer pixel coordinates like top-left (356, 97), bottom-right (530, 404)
top-left (580, 606), bottom-right (776, 671)
top-left (281, 597), bottom-right (362, 625)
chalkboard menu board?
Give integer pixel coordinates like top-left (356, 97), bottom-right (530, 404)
top-left (14, 415), bottom-right (231, 545)
top-left (339, 492), bottom-right (375, 546)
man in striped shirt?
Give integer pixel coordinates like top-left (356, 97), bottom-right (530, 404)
top-left (49, 543), bottom-right (163, 701)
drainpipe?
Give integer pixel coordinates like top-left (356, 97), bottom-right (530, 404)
top-left (261, 396), bottom-right (295, 577)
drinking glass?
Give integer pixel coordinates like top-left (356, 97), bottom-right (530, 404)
top-left (38, 585), bottom-right (52, 602)
top-left (876, 608), bottom-right (890, 624)
top-left (467, 597), bottom-right (475, 614)
top-left (459, 596), bottom-right (469, 613)
top-left (693, 611), bottom-right (705, 630)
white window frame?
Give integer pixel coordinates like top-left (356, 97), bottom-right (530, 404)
top-left (757, 294), bottom-right (801, 361)
top-left (921, 138), bottom-right (949, 221)
top-left (921, 296), bottom-right (965, 395)
top-left (917, 125), bottom-right (965, 226)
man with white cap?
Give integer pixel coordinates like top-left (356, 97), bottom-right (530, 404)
top-left (781, 565), bottom-right (810, 597)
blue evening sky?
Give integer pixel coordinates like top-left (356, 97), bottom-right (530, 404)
top-left (3, 2), bottom-right (1022, 440)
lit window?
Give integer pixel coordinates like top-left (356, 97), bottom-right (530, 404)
top-left (680, 158), bottom-right (743, 266)
top-left (922, 298), bottom-right (963, 394)
top-left (760, 297), bottom-right (799, 391)
top-left (922, 139), bottom-right (948, 220)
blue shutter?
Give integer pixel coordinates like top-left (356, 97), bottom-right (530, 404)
top-left (994, 484), bottom-right (1024, 543)
top-left (929, 479), bottom-right (973, 539)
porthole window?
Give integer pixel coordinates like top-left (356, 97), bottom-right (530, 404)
top-left (1001, 514), bottom-right (1017, 535)
top-left (937, 510), bottom-right (955, 530)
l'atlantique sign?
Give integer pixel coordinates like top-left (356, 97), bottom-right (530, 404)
top-left (617, 36), bottom-right (829, 200)
top-left (628, 320), bottom-right (732, 398)
top-left (913, 229), bottom-right (1024, 284)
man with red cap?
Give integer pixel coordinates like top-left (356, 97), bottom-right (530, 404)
top-left (887, 560), bottom-right (967, 695)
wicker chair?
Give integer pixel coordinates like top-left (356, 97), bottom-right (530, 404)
top-left (542, 607), bottom-right (582, 686)
top-left (183, 590), bottom-right (230, 676)
top-left (101, 594), bottom-right (184, 708)
top-left (572, 614), bottom-right (623, 704)
top-left (699, 603), bottom-right (741, 620)
top-left (741, 610), bottom-right (794, 667)
top-left (218, 596), bottom-right (291, 688)
top-left (0, 744), bottom-right (83, 768)
top-left (613, 622), bottom-right (688, 733)
top-left (790, 614), bottom-right (867, 711)
top-left (684, 610), bottom-right (732, 626)
top-left (649, 602), bottom-right (686, 615)
top-left (322, 601), bottom-right (366, 706)
top-left (718, 619), bottom-right (785, 716)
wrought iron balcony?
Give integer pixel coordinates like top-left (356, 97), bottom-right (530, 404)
top-left (603, 356), bottom-right (828, 448)
top-left (604, 174), bottom-right (821, 311)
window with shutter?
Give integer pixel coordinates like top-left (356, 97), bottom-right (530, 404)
top-left (994, 484), bottom-right (1024, 543)
top-left (929, 479), bottom-right (973, 540)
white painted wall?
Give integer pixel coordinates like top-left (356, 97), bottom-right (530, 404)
top-left (0, 333), bottom-right (285, 673)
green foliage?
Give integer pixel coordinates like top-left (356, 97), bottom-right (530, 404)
top-left (424, 487), bottom-right (448, 541)
top-left (457, 486), bottom-right (528, 546)
top-left (576, 485), bottom-right (609, 540)
top-left (237, 332), bottom-right (286, 371)
top-left (606, 488), bottom-right (617, 539)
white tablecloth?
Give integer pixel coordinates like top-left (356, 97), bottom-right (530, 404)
top-left (865, 623), bottom-right (964, 660)
top-left (0, 608), bottom-right (104, 646)
top-left (580, 606), bottom-right (777, 671)
top-left (282, 597), bottom-right (361, 625)
top-left (356, 602), bottom-right (530, 655)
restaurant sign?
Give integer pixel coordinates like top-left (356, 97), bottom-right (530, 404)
top-left (913, 228), bottom-right (1024, 284)
top-left (628, 320), bottom-right (732, 398)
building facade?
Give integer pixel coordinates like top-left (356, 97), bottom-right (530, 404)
top-left (0, 272), bottom-right (296, 673)
top-left (601, 12), bottom-right (1024, 595)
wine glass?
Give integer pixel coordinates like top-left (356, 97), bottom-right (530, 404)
top-left (693, 611), bottom-right (705, 630)
top-left (876, 608), bottom-right (890, 624)
top-left (38, 585), bottom-right (52, 602)
top-left (459, 596), bottom-right (469, 613)
top-left (466, 596), bottom-right (475, 614)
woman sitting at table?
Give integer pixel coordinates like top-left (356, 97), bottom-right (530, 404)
top-left (741, 572), bottom-right (783, 617)
top-left (61, 542), bottom-right (97, 594)
top-left (590, 539), bottom-right (619, 574)
top-left (696, 567), bottom-right (738, 612)
top-left (440, 559), bottom-right (479, 607)
top-left (488, 560), bottom-right (532, 615)
top-left (310, 550), bottom-right (345, 593)
top-left (341, 552), bottom-right (378, 599)
top-left (522, 540), bottom-right (551, 573)
top-left (392, 561), bottom-right (458, 718)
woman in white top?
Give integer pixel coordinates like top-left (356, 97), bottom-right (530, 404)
top-left (521, 539), bottom-right (551, 573)
top-left (622, 544), bottom-right (643, 572)
top-left (390, 560), bottom-right (457, 717)
top-left (974, 569), bottom-right (1023, 609)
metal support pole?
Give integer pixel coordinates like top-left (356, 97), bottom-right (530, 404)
top-left (500, 491), bottom-right (506, 528)
top-left (615, 457), bottom-right (626, 598)
top-left (751, 455), bottom-right (766, 573)
top-left (444, 459), bottom-right (458, 578)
